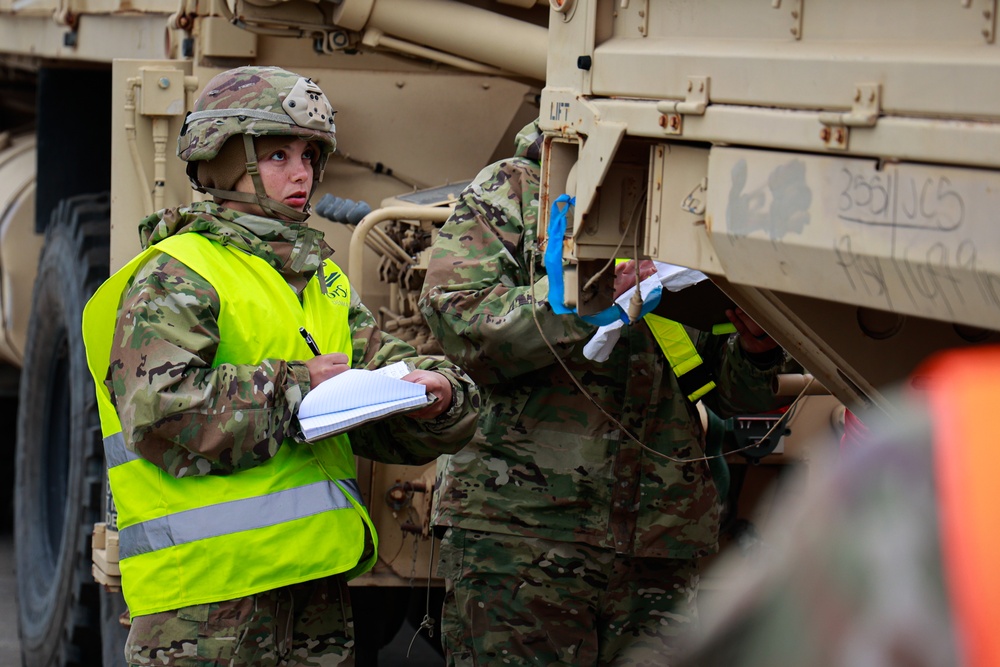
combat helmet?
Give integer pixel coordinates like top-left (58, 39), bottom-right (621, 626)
top-left (178, 66), bottom-right (337, 222)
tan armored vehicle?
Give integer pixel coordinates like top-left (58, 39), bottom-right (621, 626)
top-left (2, 1), bottom-right (995, 666)
top-left (539, 0), bottom-right (1000, 408)
top-left (1, 1), bottom-right (545, 664)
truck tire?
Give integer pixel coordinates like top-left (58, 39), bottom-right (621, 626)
top-left (15, 193), bottom-right (127, 667)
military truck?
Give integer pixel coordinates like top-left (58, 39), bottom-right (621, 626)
top-left (538, 0), bottom-right (1000, 405)
top-left (4, 0), bottom-right (992, 666)
top-left (534, 0), bottom-right (1000, 634)
top-left (0, 1), bottom-right (550, 665)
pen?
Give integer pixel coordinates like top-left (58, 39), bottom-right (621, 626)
top-left (299, 327), bottom-right (322, 356)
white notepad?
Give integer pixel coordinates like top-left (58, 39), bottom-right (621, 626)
top-left (298, 362), bottom-right (432, 441)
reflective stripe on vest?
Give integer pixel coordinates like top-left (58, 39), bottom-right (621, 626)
top-left (82, 232), bottom-right (377, 616)
top-left (923, 347), bottom-right (1000, 667)
top-left (644, 313), bottom-right (716, 402)
top-left (105, 434), bottom-right (363, 559)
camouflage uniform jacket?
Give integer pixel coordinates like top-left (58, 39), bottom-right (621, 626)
top-left (419, 122), bottom-right (796, 558)
top-left (679, 404), bottom-right (958, 667)
top-left (107, 201), bottom-right (478, 479)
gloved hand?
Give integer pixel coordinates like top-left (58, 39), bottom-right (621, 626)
top-left (583, 261), bottom-right (713, 361)
top-left (313, 194), bottom-right (372, 225)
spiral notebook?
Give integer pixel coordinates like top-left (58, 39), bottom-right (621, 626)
top-left (298, 362), bottom-right (432, 441)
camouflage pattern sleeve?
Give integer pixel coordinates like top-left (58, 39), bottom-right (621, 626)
top-left (678, 406), bottom-right (957, 667)
top-left (699, 330), bottom-right (803, 419)
top-left (107, 252), bottom-right (311, 477)
top-left (418, 158), bottom-right (596, 386)
top-left (343, 288), bottom-right (479, 465)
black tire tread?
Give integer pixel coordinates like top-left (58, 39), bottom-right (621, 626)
top-left (14, 193), bottom-right (125, 667)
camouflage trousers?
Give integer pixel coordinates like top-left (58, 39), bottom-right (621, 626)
top-left (124, 575), bottom-right (354, 666)
top-left (438, 528), bottom-right (702, 666)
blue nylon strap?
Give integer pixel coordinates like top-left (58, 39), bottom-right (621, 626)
top-left (544, 195), bottom-right (575, 315)
top-left (585, 305), bottom-right (626, 326)
top-left (544, 195), bottom-right (624, 326)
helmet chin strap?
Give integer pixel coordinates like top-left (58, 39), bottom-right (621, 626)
top-left (200, 135), bottom-right (313, 223)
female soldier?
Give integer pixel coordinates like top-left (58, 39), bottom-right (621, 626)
top-left (84, 66), bottom-right (478, 666)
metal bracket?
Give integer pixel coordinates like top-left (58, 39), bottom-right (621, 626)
top-left (771, 0), bottom-right (803, 40)
top-left (615, 0), bottom-right (649, 37)
top-left (681, 177), bottom-right (708, 216)
top-left (960, 0), bottom-right (996, 42)
top-left (818, 83), bottom-right (881, 150)
top-left (982, 0), bottom-right (998, 43)
top-left (656, 76), bottom-right (710, 135)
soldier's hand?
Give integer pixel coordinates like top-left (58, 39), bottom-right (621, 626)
top-left (401, 370), bottom-right (452, 420)
top-left (726, 308), bottom-right (778, 354)
top-left (304, 353), bottom-right (351, 388)
top-left (614, 260), bottom-right (657, 299)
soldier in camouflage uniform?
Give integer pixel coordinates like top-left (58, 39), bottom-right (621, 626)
top-left (85, 66), bottom-right (479, 666)
top-left (418, 121), bottom-right (800, 666)
top-left (675, 346), bottom-right (1000, 667)
top-left (677, 406), bottom-right (960, 667)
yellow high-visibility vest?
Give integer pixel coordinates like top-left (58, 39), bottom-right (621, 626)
top-left (612, 259), bottom-right (716, 402)
top-left (82, 232), bottom-right (376, 617)
top-left (644, 313), bottom-right (716, 402)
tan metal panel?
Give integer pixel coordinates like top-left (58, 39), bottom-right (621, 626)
top-left (0, 0), bottom-right (56, 14)
top-left (302, 68), bottom-right (535, 199)
top-left (629, 0), bottom-right (992, 42)
top-left (0, 14), bottom-right (175, 62)
top-left (110, 59), bottom-right (193, 271)
top-left (705, 146), bottom-right (1000, 330)
top-left (615, 0), bottom-right (798, 40)
top-left (76, 0), bottom-right (176, 12)
top-left (590, 39), bottom-right (1000, 120)
top-left (200, 15), bottom-right (257, 58)
top-left (644, 142), bottom-right (722, 274)
top-left (583, 0), bottom-right (1000, 120)
top-left (540, 91), bottom-right (1000, 169)
top-left (802, 0), bottom-right (997, 43)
